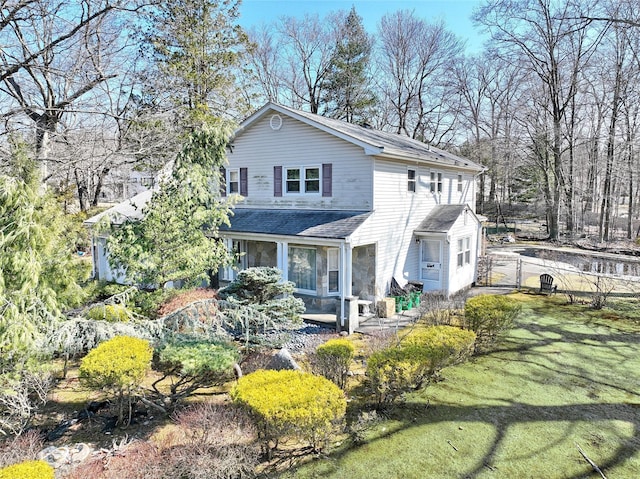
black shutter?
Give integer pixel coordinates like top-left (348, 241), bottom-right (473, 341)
top-left (240, 167), bottom-right (248, 196)
top-left (322, 163), bottom-right (332, 197)
top-left (274, 166), bottom-right (282, 197)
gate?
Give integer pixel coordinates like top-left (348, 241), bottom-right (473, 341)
top-left (477, 254), bottom-right (522, 288)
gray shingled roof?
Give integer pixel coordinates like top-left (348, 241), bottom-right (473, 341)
top-left (242, 103), bottom-right (483, 172)
top-left (414, 205), bottom-right (467, 233)
top-left (220, 209), bottom-right (371, 239)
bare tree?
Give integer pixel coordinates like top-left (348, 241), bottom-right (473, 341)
top-left (376, 11), bottom-right (464, 145)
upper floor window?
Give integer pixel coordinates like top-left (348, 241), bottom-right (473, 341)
top-left (457, 174), bottom-right (463, 193)
top-left (430, 171), bottom-right (442, 193)
top-left (407, 169), bottom-right (416, 193)
top-left (285, 166), bottom-right (320, 194)
top-left (228, 168), bottom-right (239, 194)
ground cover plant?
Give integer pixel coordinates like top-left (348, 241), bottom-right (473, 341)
top-left (281, 293), bottom-right (640, 479)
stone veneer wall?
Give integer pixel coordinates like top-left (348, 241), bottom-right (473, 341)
top-left (352, 244), bottom-right (376, 300)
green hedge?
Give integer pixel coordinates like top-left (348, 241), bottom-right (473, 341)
top-left (231, 369), bottom-right (346, 453)
top-left (87, 304), bottom-right (130, 322)
top-left (464, 295), bottom-right (521, 350)
top-left (366, 325), bottom-right (476, 406)
top-left (314, 338), bottom-right (355, 389)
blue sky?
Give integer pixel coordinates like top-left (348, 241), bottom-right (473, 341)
top-left (238, 0), bottom-right (487, 53)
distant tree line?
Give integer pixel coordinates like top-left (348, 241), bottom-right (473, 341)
top-left (1, 0), bottom-right (639, 241)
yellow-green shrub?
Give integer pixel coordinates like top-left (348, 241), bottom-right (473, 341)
top-left (87, 303), bottom-right (130, 322)
top-left (79, 336), bottom-right (153, 424)
top-left (0, 460), bottom-right (54, 479)
top-left (314, 338), bottom-right (355, 389)
top-left (231, 369), bottom-right (346, 453)
top-left (366, 326), bottom-right (476, 406)
top-left (464, 295), bottom-right (521, 350)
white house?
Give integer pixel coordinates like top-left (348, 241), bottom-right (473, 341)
top-left (86, 103), bottom-right (484, 331)
top-left (218, 103), bottom-right (484, 330)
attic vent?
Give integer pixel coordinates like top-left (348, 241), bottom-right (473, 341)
top-left (270, 114), bottom-right (283, 130)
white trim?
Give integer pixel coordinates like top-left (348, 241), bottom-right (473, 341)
top-left (227, 168), bottom-right (240, 195)
top-left (283, 165), bottom-right (322, 195)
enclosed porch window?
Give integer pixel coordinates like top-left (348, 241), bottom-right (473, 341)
top-left (288, 246), bottom-right (317, 292)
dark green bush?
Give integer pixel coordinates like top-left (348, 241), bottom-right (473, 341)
top-left (463, 295), bottom-right (521, 351)
top-left (153, 337), bottom-right (240, 404)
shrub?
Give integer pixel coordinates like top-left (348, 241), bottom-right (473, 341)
top-left (0, 368), bottom-right (52, 437)
top-left (153, 337), bottom-right (240, 404)
top-left (87, 304), bottom-right (131, 322)
top-left (170, 403), bottom-right (259, 479)
top-left (463, 295), bottom-right (521, 351)
top-left (313, 339), bottom-right (355, 389)
top-left (157, 288), bottom-right (218, 317)
top-left (366, 326), bottom-right (476, 406)
top-left (231, 369), bottom-right (346, 454)
top-left (0, 460), bottom-right (54, 479)
top-left (79, 336), bottom-right (153, 425)
top-left (0, 430), bottom-right (44, 469)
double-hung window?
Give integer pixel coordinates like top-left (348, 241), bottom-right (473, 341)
top-left (228, 168), bottom-right (239, 194)
top-left (457, 237), bottom-right (471, 267)
top-left (457, 174), bottom-right (463, 193)
top-left (285, 167), bottom-right (320, 194)
top-left (430, 171), bottom-right (442, 193)
top-left (327, 248), bottom-right (339, 294)
top-left (407, 169), bottom-right (416, 193)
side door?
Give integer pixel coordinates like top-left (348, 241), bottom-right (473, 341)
top-left (420, 239), bottom-right (442, 290)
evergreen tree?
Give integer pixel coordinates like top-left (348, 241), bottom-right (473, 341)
top-left (322, 7), bottom-right (376, 123)
top-left (0, 142), bottom-right (87, 360)
top-left (140, 0), bottom-right (250, 122)
top-left (106, 120), bottom-right (235, 289)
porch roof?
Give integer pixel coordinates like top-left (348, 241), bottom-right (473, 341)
top-left (221, 208), bottom-right (371, 239)
top-left (414, 204), bottom-right (468, 233)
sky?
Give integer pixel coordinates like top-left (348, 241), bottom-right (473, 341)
top-left (238, 0), bottom-right (487, 53)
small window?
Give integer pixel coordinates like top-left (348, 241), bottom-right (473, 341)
top-left (285, 166), bottom-right (321, 194)
top-left (327, 248), bottom-right (339, 293)
top-left (430, 171), bottom-right (442, 193)
top-left (457, 237), bottom-right (471, 268)
top-left (457, 174), bottom-right (463, 193)
top-left (228, 169), bottom-right (239, 194)
top-left (407, 169), bottom-right (416, 192)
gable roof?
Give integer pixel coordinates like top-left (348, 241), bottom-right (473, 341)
top-left (220, 209), bottom-right (371, 239)
top-left (414, 204), bottom-right (478, 233)
top-left (235, 103), bottom-right (483, 172)
top-left (84, 189), bottom-right (152, 227)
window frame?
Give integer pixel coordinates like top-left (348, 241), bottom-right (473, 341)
top-left (407, 168), bottom-right (417, 193)
top-left (327, 247), bottom-right (340, 295)
top-left (227, 168), bottom-right (240, 194)
top-left (288, 246), bottom-right (317, 294)
top-left (284, 166), bottom-right (321, 195)
top-left (457, 237), bottom-right (471, 268)
top-left (430, 171), bottom-right (442, 194)
top-left (457, 174), bottom-right (463, 193)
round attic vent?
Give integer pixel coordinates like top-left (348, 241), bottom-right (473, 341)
top-left (270, 114), bottom-right (283, 130)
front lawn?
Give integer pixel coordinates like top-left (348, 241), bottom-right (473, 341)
top-left (283, 294), bottom-right (640, 479)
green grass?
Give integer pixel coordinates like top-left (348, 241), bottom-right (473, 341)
top-left (281, 294), bottom-right (640, 479)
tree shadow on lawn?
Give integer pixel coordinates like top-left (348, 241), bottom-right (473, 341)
top-left (293, 301), bottom-right (640, 479)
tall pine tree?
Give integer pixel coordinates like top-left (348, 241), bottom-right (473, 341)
top-left (106, 120), bottom-right (236, 289)
top-left (322, 7), bottom-right (376, 123)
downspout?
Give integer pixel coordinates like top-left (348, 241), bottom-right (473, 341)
top-left (340, 241), bottom-right (347, 327)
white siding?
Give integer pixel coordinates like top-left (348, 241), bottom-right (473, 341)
top-left (350, 158), bottom-right (479, 296)
top-left (447, 213), bottom-right (481, 294)
top-left (229, 115), bottom-right (373, 210)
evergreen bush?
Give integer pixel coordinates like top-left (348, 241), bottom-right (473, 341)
top-left (87, 304), bottom-right (131, 322)
top-left (366, 326), bottom-right (476, 406)
top-left (79, 336), bottom-right (153, 425)
top-left (231, 369), bottom-right (346, 454)
top-left (313, 338), bottom-right (355, 389)
top-left (0, 460), bottom-right (54, 479)
top-left (153, 337), bottom-right (239, 403)
top-left (463, 295), bottom-right (521, 350)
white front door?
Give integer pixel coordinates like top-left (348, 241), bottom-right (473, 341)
top-left (420, 239), bottom-right (442, 289)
